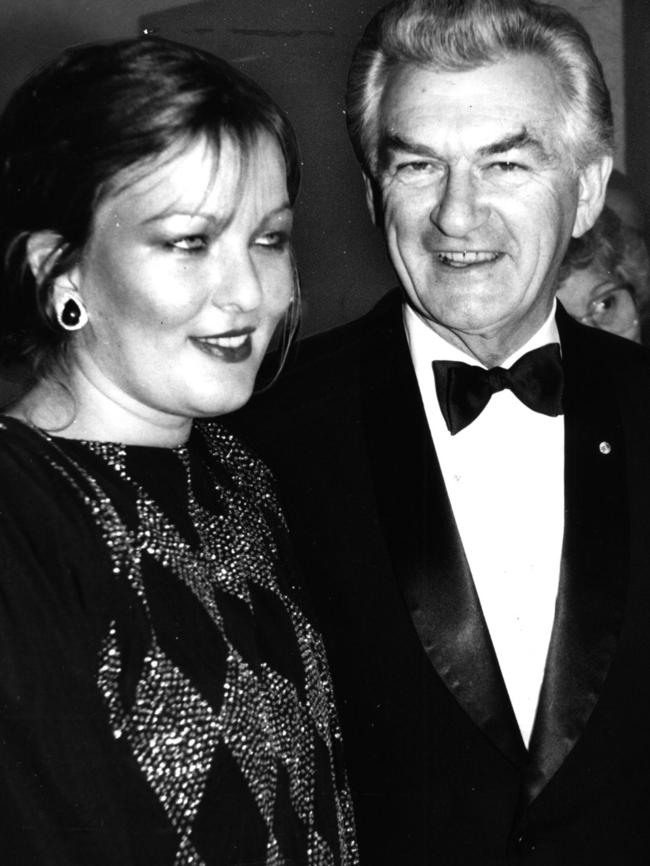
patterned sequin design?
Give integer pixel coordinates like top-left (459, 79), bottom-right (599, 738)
top-left (45, 424), bottom-right (358, 866)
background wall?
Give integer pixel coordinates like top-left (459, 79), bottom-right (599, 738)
top-left (0, 0), bottom-right (190, 108)
top-left (623, 0), bottom-right (650, 249)
top-left (0, 0), bottom-right (631, 337)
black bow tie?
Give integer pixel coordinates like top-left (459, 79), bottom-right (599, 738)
top-left (432, 343), bottom-right (564, 435)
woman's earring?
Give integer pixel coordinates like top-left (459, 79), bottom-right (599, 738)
top-left (56, 292), bottom-right (88, 331)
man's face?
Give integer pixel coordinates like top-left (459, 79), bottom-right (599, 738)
top-left (372, 55), bottom-right (610, 358)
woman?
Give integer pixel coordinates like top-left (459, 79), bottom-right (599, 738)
top-left (0, 38), bottom-right (357, 865)
top-left (556, 205), bottom-right (649, 343)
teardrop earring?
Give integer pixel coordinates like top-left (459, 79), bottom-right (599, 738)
top-left (56, 292), bottom-right (88, 331)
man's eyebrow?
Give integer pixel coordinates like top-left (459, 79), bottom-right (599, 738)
top-left (476, 128), bottom-right (550, 160)
top-left (378, 129), bottom-right (553, 168)
top-left (377, 133), bottom-right (440, 168)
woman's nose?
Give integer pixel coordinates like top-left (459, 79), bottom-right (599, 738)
top-left (212, 248), bottom-right (263, 312)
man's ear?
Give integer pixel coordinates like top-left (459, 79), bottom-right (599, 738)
top-left (362, 171), bottom-right (384, 229)
top-left (572, 154), bottom-right (613, 238)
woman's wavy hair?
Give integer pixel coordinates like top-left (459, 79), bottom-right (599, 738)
top-left (346, 0), bottom-right (614, 178)
top-left (559, 206), bottom-right (650, 313)
top-left (0, 37), bottom-right (301, 379)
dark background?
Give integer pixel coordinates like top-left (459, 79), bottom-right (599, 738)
top-left (0, 0), bottom-right (642, 337)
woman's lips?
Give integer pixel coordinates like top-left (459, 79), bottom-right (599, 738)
top-left (190, 330), bottom-right (254, 362)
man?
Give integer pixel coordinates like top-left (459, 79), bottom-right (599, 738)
top-left (229, 0), bottom-right (650, 862)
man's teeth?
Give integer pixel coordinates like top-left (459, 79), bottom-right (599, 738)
top-left (437, 251), bottom-right (499, 264)
top-left (199, 334), bottom-right (248, 348)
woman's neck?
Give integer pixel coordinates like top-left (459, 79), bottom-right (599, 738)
top-left (6, 374), bottom-right (192, 448)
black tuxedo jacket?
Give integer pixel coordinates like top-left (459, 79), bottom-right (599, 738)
top-left (228, 289), bottom-right (650, 865)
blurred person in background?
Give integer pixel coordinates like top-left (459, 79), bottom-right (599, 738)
top-left (557, 204), bottom-right (649, 342)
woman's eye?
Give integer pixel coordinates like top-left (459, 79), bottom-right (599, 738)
top-left (255, 231), bottom-right (290, 251)
top-left (593, 293), bottom-right (618, 313)
top-left (168, 235), bottom-right (207, 252)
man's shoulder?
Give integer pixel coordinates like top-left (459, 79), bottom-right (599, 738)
top-left (251, 289), bottom-right (402, 405)
top-left (287, 288), bottom-right (401, 375)
top-left (559, 305), bottom-right (650, 382)
top-left (557, 309), bottom-right (650, 446)
top-left (226, 288), bottom-right (404, 449)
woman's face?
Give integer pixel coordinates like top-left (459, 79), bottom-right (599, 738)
top-left (556, 264), bottom-right (640, 343)
top-left (67, 133), bottom-right (294, 431)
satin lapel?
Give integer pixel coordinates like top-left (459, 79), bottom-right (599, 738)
top-left (524, 309), bottom-right (630, 804)
top-left (359, 293), bottom-right (526, 767)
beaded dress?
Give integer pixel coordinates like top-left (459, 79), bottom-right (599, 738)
top-left (0, 417), bottom-right (358, 866)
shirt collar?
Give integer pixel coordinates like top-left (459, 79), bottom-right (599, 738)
top-left (403, 299), bottom-right (560, 370)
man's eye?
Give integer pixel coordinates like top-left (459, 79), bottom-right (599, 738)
top-left (491, 161), bottom-right (524, 172)
top-left (168, 235), bottom-right (207, 252)
top-left (392, 161), bottom-right (441, 186)
top-left (398, 161), bottom-right (435, 174)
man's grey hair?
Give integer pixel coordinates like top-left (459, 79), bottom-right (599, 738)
top-left (346, 0), bottom-right (614, 177)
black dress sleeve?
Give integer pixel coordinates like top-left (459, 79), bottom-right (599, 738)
top-left (0, 427), bottom-right (158, 864)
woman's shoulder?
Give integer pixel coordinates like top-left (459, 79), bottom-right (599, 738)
top-left (0, 415), bottom-right (68, 488)
top-left (0, 413), bottom-right (48, 446)
top-left (0, 417), bottom-right (116, 616)
top-left (0, 417), bottom-right (124, 560)
top-left (0, 415), bottom-right (107, 489)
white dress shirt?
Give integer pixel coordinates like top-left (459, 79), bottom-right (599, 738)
top-left (404, 303), bottom-right (564, 745)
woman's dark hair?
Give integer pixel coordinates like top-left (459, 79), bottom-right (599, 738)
top-left (0, 37), bottom-right (301, 377)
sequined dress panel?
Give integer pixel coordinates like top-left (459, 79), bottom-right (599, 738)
top-left (0, 418), bottom-right (357, 866)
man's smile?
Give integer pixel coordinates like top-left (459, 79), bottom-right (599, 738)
top-left (436, 250), bottom-right (501, 267)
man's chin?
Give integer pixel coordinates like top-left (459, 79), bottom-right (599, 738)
top-left (413, 295), bottom-right (516, 335)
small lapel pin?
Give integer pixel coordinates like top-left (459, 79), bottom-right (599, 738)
top-left (599, 441), bottom-right (612, 455)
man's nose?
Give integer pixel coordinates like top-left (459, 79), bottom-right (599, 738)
top-left (430, 169), bottom-right (487, 237)
top-left (212, 249), bottom-right (263, 313)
